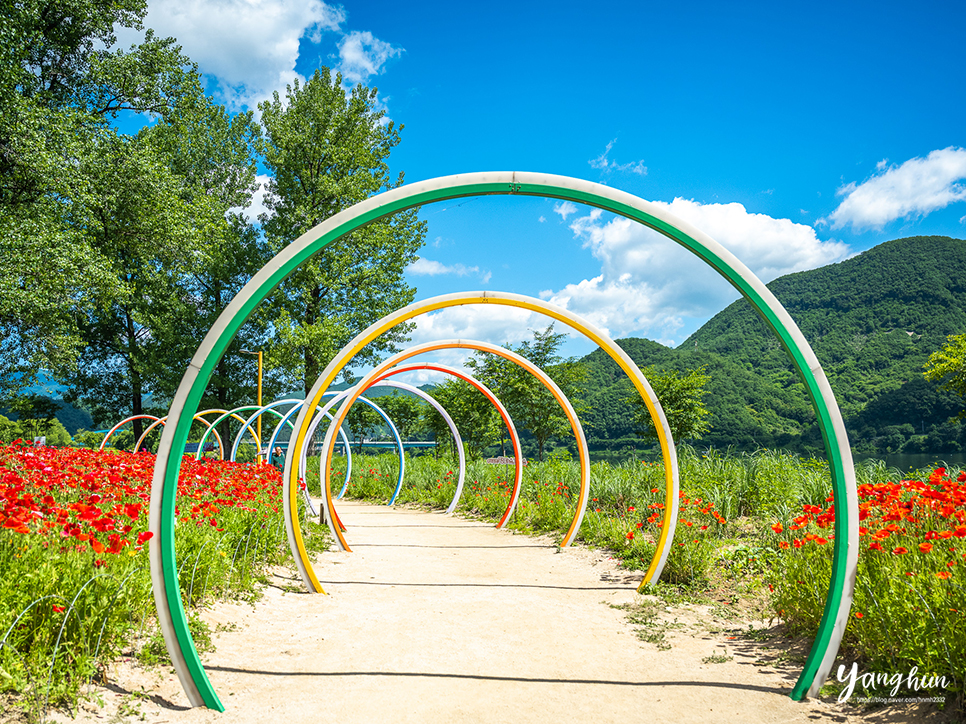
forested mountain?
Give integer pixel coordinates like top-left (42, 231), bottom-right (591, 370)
top-left (577, 236), bottom-right (966, 456)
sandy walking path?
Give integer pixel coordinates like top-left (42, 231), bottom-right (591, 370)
top-left (62, 501), bottom-right (862, 723)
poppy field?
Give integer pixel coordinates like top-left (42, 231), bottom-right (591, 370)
top-left (331, 448), bottom-right (965, 703)
top-left (768, 466), bottom-right (966, 698)
top-left (0, 441), bottom-right (324, 719)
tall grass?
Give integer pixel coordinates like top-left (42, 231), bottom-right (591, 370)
top-left (331, 447), bottom-right (965, 704)
top-left (766, 465), bottom-right (965, 700)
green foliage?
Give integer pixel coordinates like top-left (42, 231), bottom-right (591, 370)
top-left (419, 379), bottom-right (498, 459)
top-left (259, 68), bottom-right (425, 395)
top-left (0, 395), bottom-right (71, 445)
top-left (626, 366), bottom-right (711, 443)
top-left (345, 402), bottom-right (382, 452)
top-left (372, 392), bottom-right (426, 441)
top-left (71, 429), bottom-right (106, 449)
top-left (138, 91), bottom-right (272, 418)
top-left (924, 333), bottom-right (966, 411)
top-left (0, 1), bottom-right (202, 394)
top-left (57, 131), bottom-right (222, 431)
top-left (0, 415), bottom-right (23, 444)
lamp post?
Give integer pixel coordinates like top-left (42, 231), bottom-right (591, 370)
top-left (240, 349), bottom-right (263, 462)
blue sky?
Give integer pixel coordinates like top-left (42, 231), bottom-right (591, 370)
top-left (122, 0), bottom-right (966, 378)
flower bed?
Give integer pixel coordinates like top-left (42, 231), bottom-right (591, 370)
top-left (0, 442), bottom-right (302, 714)
top-left (768, 467), bottom-right (966, 697)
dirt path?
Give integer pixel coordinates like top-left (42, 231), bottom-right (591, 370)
top-left (53, 502), bottom-right (929, 723)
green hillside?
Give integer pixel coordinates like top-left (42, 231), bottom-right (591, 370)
top-left (578, 236), bottom-right (966, 456)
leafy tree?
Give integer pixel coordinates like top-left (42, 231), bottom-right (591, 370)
top-left (43, 74), bottom-right (268, 439)
top-left (0, 415), bottom-right (24, 443)
top-left (345, 402), bottom-right (381, 453)
top-left (420, 379), bottom-right (498, 460)
top-left (924, 334), bottom-right (966, 412)
top-left (58, 132), bottom-right (217, 437)
top-left (626, 366), bottom-right (712, 444)
top-left (140, 91), bottom-right (270, 434)
top-left (3, 394), bottom-right (70, 444)
top-left (376, 392), bottom-right (426, 441)
top-left (1, 1), bottom-right (200, 393)
top-left (71, 428), bottom-right (107, 449)
top-left (259, 68), bottom-right (425, 395)
top-left (468, 325), bottom-right (588, 461)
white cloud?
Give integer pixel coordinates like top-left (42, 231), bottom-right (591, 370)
top-left (393, 302), bottom-right (595, 380)
top-left (827, 147), bottom-right (966, 231)
top-left (406, 258), bottom-right (491, 283)
top-left (118, 0), bottom-right (346, 110)
top-left (408, 305), bottom-right (551, 351)
top-left (538, 215), bottom-right (546, 223)
top-left (335, 30), bottom-right (404, 84)
top-left (231, 173), bottom-right (272, 223)
top-left (118, 1), bottom-right (404, 112)
top-left (554, 201), bottom-right (578, 220)
top-left (543, 199), bottom-right (851, 345)
top-left (589, 139), bottom-right (647, 176)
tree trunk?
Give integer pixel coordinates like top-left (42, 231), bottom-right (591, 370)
top-left (216, 356), bottom-right (231, 457)
top-left (303, 284), bottom-right (322, 397)
top-left (125, 308), bottom-right (144, 444)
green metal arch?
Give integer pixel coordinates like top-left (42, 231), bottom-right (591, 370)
top-left (149, 172), bottom-right (858, 710)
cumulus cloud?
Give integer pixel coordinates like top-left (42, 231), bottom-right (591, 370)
top-left (406, 258), bottom-right (491, 283)
top-left (827, 147), bottom-right (966, 231)
top-left (335, 30), bottom-right (404, 84)
top-left (554, 201), bottom-right (578, 220)
top-left (119, 1), bottom-right (401, 111)
top-left (543, 199), bottom-right (851, 345)
top-left (408, 305), bottom-right (549, 350)
top-left (589, 139), bottom-right (647, 176)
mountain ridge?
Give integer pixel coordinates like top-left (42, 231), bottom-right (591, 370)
top-left (577, 235), bottom-right (966, 455)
